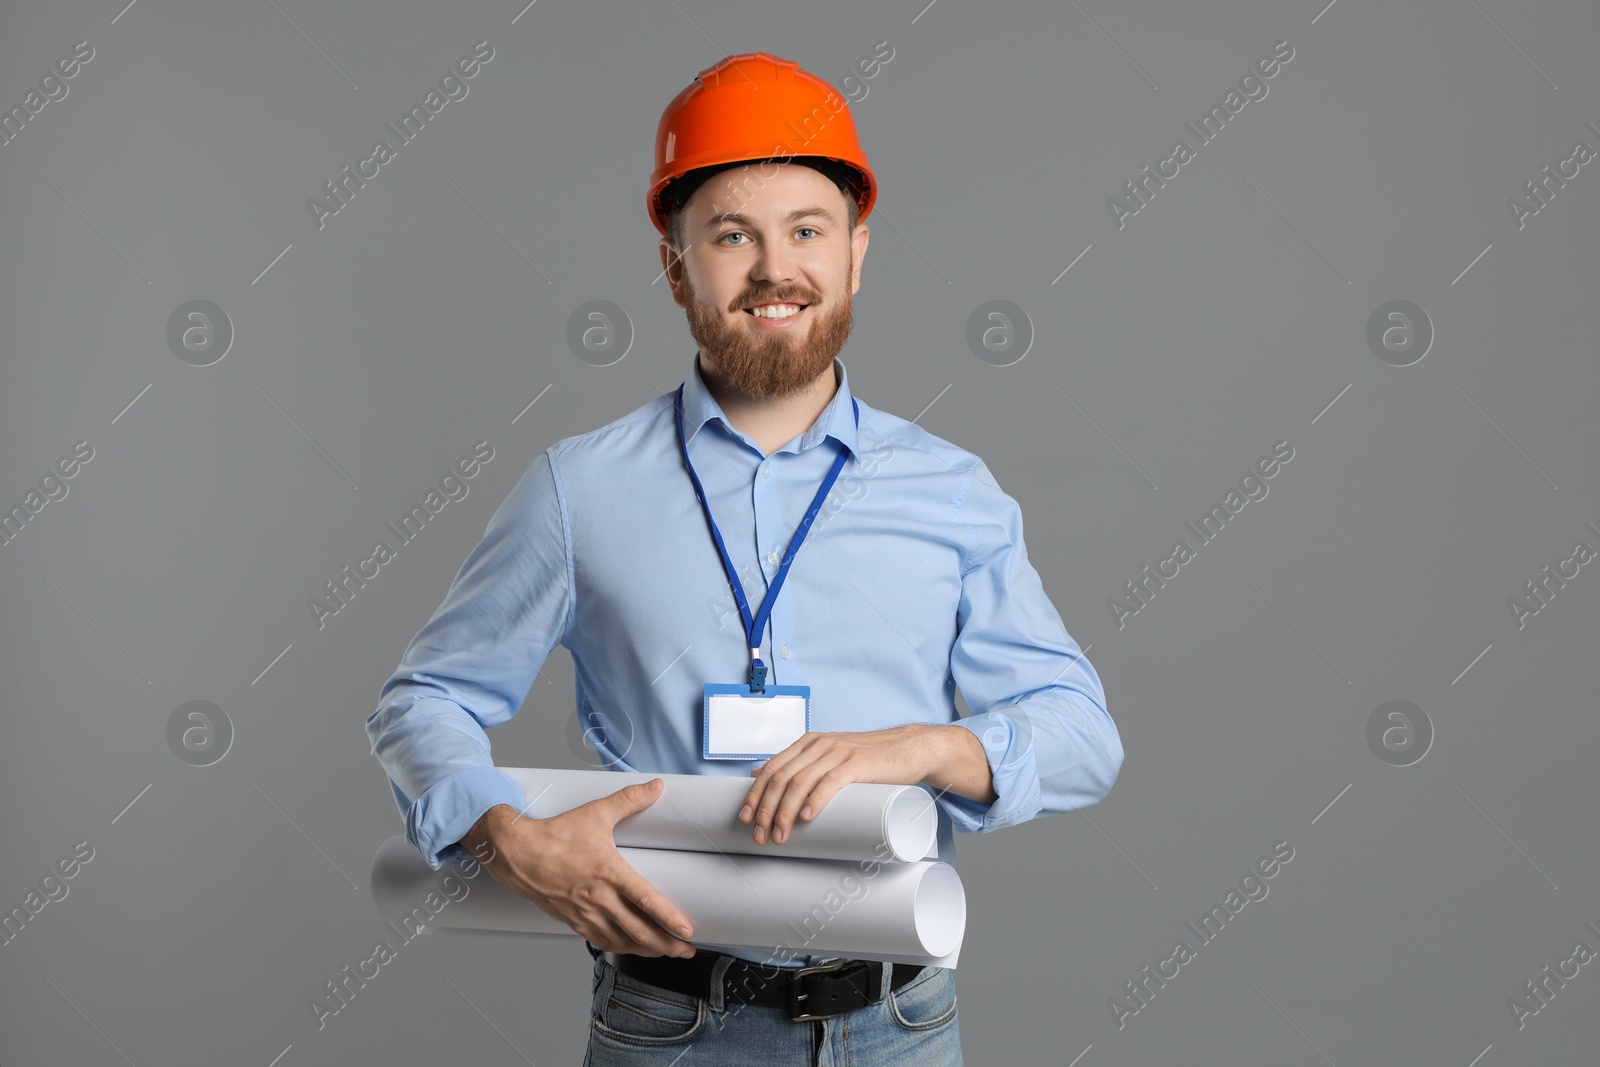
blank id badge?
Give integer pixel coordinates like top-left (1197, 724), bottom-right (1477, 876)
top-left (702, 682), bottom-right (810, 760)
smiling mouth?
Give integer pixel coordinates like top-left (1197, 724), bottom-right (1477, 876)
top-left (743, 303), bottom-right (810, 319)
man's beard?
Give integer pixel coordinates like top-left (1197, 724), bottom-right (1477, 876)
top-left (682, 261), bottom-right (854, 400)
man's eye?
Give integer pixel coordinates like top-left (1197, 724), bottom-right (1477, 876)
top-left (719, 229), bottom-right (819, 245)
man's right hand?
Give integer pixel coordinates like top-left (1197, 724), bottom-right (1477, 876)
top-left (457, 778), bottom-right (697, 959)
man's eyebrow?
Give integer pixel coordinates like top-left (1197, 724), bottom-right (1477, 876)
top-left (702, 207), bottom-right (839, 232)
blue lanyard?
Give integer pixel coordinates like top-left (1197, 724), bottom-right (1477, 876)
top-left (674, 383), bottom-right (859, 693)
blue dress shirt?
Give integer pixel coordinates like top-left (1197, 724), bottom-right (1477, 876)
top-left (366, 354), bottom-right (1123, 969)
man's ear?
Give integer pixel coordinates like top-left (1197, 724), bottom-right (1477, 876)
top-left (849, 223), bottom-right (869, 296)
top-left (659, 238), bottom-right (689, 308)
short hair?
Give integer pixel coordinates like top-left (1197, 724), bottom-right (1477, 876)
top-left (665, 158), bottom-right (863, 252)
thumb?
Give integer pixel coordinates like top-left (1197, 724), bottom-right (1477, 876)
top-left (606, 777), bottom-right (665, 822)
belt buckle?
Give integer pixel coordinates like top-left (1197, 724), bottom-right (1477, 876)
top-left (786, 959), bottom-right (877, 1022)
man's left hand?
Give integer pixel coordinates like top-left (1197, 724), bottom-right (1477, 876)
top-left (737, 724), bottom-right (954, 846)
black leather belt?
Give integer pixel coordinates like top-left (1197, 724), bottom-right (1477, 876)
top-left (598, 944), bottom-right (924, 1022)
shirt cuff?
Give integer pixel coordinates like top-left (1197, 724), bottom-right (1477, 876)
top-left (404, 766), bottom-right (526, 871)
top-left (941, 714), bottom-right (1042, 833)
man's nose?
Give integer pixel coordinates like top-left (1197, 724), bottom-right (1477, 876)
top-left (749, 241), bottom-right (799, 287)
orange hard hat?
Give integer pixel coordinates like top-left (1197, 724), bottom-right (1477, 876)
top-left (647, 51), bottom-right (877, 238)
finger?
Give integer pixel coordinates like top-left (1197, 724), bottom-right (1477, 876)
top-left (606, 778), bottom-right (666, 823)
top-left (744, 732), bottom-right (821, 790)
top-left (739, 775), bottom-right (767, 841)
top-left (617, 870), bottom-right (694, 940)
top-left (593, 906), bottom-right (680, 959)
top-left (739, 762), bottom-right (782, 840)
top-left (740, 736), bottom-right (819, 830)
top-left (750, 748), bottom-right (827, 844)
top-left (771, 756), bottom-right (849, 844)
top-left (597, 897), bottom-right (688, 958)
top-left (613, 894), bottom-right (695, 958)
top-left (797, 765), bottom-right (850, 822)
top-left (740, 755), bottom-right (788, 818)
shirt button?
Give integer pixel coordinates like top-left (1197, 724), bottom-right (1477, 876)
top-left (766, 550), bottom-right (780, 566)
top-left (761, 464), bottom-right (772, 479)
top-left (780, 645), bottom-right (791, 659)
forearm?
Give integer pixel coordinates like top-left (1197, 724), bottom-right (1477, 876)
top-left (920, 723), bottom-right (998, 806)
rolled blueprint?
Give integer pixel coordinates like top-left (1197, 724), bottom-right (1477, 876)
top-left (501, 767), bottom-right (939, 864)
top-left (370, 834), bottom-right (966, 968)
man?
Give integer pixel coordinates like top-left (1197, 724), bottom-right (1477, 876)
top-left (365, 51), bottom-right (1123, 1064)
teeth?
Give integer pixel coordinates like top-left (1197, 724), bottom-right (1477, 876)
top-left (749, 303), bottom-right (803, 319)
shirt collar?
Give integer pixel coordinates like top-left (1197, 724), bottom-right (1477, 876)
top-left (679, 352), bottom-right (860, 458)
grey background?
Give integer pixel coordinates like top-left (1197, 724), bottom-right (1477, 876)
top-left (2, 0), bottom-right (1596, 1064)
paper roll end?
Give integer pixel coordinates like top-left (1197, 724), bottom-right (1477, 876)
top-left (913, 862), bottom-right (967, 958)
top-left (885, 786), bottom-right (941, 862)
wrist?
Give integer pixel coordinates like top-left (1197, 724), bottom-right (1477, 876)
top-left (459, 802), bottom-right (521, 862)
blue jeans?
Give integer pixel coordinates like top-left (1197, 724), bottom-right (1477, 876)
top-left (582, 949), bottom-right (963, 1066)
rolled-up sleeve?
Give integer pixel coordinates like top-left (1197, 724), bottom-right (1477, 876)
top-left (941, 459), bottom-right (1123, 832)
top-left (365, 448), bottom-right (572, 869)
